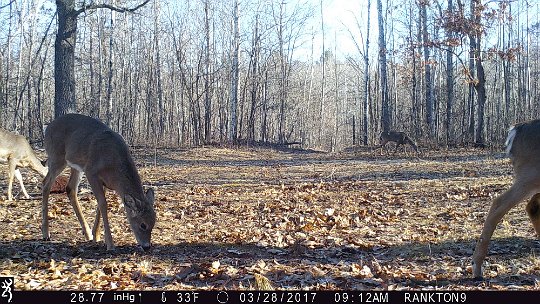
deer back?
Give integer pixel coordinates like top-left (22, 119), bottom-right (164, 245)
top-left (506, 119), bottom-right (540, 175)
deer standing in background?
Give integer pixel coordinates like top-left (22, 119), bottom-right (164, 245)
top-left (0, 129), bottom-right (48, 200)
top-left (379, 131), bottom-right (419, 155)
top-left (41, 114), bottom-right (156, 251)
top-left (472, 119), bottom-right (540, 278)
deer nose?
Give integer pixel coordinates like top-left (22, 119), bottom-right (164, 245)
top-left (142, 243), bottom-right (152, 251)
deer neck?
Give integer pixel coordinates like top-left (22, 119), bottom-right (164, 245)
top-left (30, 150), bottom-right (48, 176)
top-left (111, 162), bottom-right (145, 200)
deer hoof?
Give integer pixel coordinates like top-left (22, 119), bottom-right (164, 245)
top-left (471, 261), bottom-right (483, 279)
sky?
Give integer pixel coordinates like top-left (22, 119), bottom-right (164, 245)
top-left (295, 0), bottom-right (375, 60)
top-left (0, 0), bottom-right (375, 61)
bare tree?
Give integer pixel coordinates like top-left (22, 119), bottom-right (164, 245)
top-left (229, 0), bottom-right (239, 143)
top-left (203, 0), bottom-right (212, 143)
top-left (420, 0), bottom-right (434, 138)
top-left (470, 0), bottom-right (487, 146)
top-left (363, 0), bottom-right (372, 146)
top-left (377, 0), bottom-right (390, 132)
top-left (3, 0), bottom-right (539, 151)
top-left (444, 0), bottom-right (455, 145)
top-left (53, 0), bottom-right (150, 118)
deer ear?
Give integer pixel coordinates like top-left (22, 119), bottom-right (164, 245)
top-left (145, 188), bottom-right (155, 205)
top-left (124, 194), bottom-right (137, 211)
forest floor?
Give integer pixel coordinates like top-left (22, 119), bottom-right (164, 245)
top-left (1, 146), bottom-right (539, 291)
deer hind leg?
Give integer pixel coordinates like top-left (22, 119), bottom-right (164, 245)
top-left (92, 206), bottom-right (102, 242)
top-left (87, 174), bottom-right (114, 250)
top-left (6, 158), bottom-right (17, 201)
top-left (472, 180), bottom-right (537, 278)
top-left (526, 193), bottom-right (540, 237)
top-left (14, 169), bottom-right (30, 199)
top-left (66, 168), bottom-right (92, 241)
top-left (41, 161), bottom-right (66, 241)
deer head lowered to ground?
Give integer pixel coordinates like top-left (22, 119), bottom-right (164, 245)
top-left (379, 131), bottom-right (419, 155)
top-left (472, 119), bottom-right (540, 278)
top-left (41, 114), bottom-right (156, 251)
top-left (0, 129), bottom-right (48, 201)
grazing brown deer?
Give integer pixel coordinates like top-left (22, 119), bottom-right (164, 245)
top-left (379, 131), bottom-right (419, 154)
top-left (41, 114), bottom-right (156, 251)
top-left (472, 119), bottom-right (540, 278)
top-left (0, 129), bottom-right (48, 200)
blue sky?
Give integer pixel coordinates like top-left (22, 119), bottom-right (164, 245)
top-left (296, 0), bottom-right (374, 60)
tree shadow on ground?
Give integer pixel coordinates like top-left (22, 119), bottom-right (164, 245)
top-left (1, 236), bottom-right (538, 289)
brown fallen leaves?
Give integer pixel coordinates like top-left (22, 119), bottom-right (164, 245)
top-left (0, 147), bottom-right (539, 290)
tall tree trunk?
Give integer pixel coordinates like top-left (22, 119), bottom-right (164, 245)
top-left (377, 0), bottom-right (390, 132)
top-left (363, 0), bottom-right (371, 146)
top-left (467, 37), bottom-right (476, 142)
top-left (420, 0), bottom-right (434, 138)
top-left (248, 14), bottom-right (260, 143)
top-left (471, 0), bottom-right (486, 146)
top-left (474, 37), bottom-right (486, 146)
top-left (278, 1), bottom-right (286, 144)
top-left (204, 0), bottom-right (212, 143)
top-left (106, 7), bottom-right (115, 125)
top-left (260, 69), bottom-right (269, 142)
top-left (153, 0), bottom-right (164, 140)
top-left (502, 17), bottom-right (511, 126)
top-left (54, 0), bottom-right (150, 119)
top-left (445, 0), bottom-right (455, 145)
top-left (2, 1), bottom-right (13, 125)
top-left (229, 0), bottom-right (239, 143)
top-left (54, 0), bottom-right (78, 117)
top-left (318, 0), bottom-right (326, 147)
top-left (409, 1), bottom-right (420, 137)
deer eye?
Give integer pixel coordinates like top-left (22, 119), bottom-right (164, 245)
top-left (140, 223), bottom-right (148, 231)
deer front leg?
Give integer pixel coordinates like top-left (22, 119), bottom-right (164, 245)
top-left (87, 175), bottom-right (114, 250)
top-left (66, 169), bottom-right (92, 241)
top-left (472, 182), bottom-right (533, 278)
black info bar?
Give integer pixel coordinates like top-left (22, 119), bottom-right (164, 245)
top-left (1, 290), bottom-right (537, 304)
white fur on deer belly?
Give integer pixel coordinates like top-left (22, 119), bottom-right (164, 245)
top-left (66, 161), bottom-right (85, 172)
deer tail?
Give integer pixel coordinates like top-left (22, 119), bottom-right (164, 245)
top-left (505, 126), bottom-right (517, 157)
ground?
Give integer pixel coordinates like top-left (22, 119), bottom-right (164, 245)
top-left (1, 146), bottom-right (539, 291)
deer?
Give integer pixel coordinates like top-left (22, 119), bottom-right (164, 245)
top-left (41, 113), bottom-right (156, 251)
top-left (0, 129), bottom-right (48, 201)
top-left (378, 131), bottom-right (419, 155)
top-left (472, 119), bottom-right (540, 278)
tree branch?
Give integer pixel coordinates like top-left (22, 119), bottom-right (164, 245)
top-left (75, 0), bottom-right (151, 16)
top-left (0, 0), bottom-right (15, 10)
